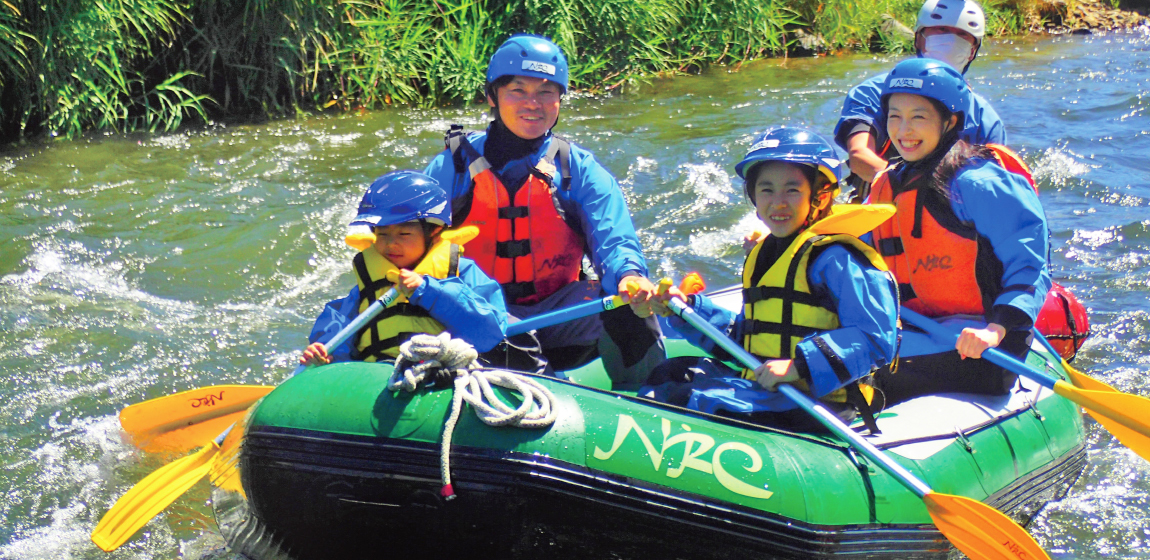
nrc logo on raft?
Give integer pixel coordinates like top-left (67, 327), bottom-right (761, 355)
top-left (890, 78), bottom-right (924, 89)
top-left (522, 60), bottom-right (557, 76)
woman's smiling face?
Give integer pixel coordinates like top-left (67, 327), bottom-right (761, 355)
top-left (885, 92), bottom-right (957, 162)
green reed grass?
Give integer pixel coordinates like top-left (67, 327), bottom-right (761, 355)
top-left (0, 0), bottom-right (1046, 144)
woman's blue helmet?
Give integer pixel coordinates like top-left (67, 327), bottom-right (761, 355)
top-left (350, 170), bottom-right (451, 229)
top-left (486, 34), bottom-right (569, 92)
top-left (735, 127), bottom-right (844, 201)
top-left (880, 57), bottom-right (971, 116)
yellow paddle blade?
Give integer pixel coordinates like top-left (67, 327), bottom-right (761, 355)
top-left (90, 441), bottom-right (221, 552)
top-left (208, 421), bottom-right (246, 496)
top-left (136, 408), bottom-right (249, 454)
top-left (1064, 360), bottom-right (1116, 392)
top-left (924, 492), bottom-right (1050, 560)
top-left (119, 385), bottom-right (272, 452)
top-left (1053, 370), bottom-right (1150, 461)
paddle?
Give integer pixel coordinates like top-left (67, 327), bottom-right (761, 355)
top-left (116, 289), bottom-right (632, 454)
top-left (505, 293), bottom-right (627, 335)
top-left (900, 307), bottom-right (1150, 462)
top-left (91, 284), bottom-right (403, 552)
top-left (660, 292), bottom-right (1051, 560)
top-left (118, 385), bottom-right (275, 453)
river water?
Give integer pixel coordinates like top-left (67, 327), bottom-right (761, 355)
top-left (2, 30), bottom-right (1149, 559)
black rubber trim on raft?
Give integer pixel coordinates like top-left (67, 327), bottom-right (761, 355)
top-left (239, 424), bottom-right (1085, 560)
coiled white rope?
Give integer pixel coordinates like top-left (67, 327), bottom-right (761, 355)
top-left (389, 332), bottom-right (558, 500)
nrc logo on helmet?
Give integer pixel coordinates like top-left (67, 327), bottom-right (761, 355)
top-left (749, 139), bottom-right (780, 152)
top-left (889, 78), bottom-right (924, 89)
top-left (522, 60), bottom-right (557, 76)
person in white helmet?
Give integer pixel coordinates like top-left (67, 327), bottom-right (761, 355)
top-left (833, 0), bottom-right (1006, 201)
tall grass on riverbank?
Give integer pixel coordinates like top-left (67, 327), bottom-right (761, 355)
top-left (0, 0), bottom-right (1036, 144)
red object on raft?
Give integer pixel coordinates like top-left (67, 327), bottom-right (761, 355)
top-left (1035, 282), bottom-right (1090, 361)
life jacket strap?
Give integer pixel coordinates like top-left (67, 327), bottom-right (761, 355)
top-left (897, 283), bottom-right (916, 303)
top-left (844, 383), bottom-right (880, 435)
top-left (361, 332), bottom-right (419, 362)
top-left (496, 239), bottom-right (532, 258)
top-left (353, 252), bottom-right (392, 300)
top-left (502, 281), bottom-right (536, 302)
top-left (742, 320), bottom-right (822, 340)
top-left (498, 206), bottom-right (529, 219)
top-left (743, 286), bottom-right (822, 307)
top-left (543, 136), bottom-right (572, 190)
top-left (876, 237), bottom-right (904, 257)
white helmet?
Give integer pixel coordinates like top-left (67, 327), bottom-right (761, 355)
top-left (915, 0), bottom-right (986, 40)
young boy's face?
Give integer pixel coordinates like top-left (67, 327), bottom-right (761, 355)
top-left (374, 222), bottom-right (427, 269)
top-left (752, 161), bottom-right (812, 239)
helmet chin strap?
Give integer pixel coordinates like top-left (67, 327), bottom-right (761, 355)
top-left (802, 192), bottom-right (833, 227)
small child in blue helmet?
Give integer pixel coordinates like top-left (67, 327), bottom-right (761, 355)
top-left (300, 170), bottom-right (532, 368)
top-left (645, 127), bottom-right (899, 433)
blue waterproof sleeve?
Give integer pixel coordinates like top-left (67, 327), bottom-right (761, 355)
top-left (971, 92), bottom-right (1007, 145)
top-left (833, 73), bottom-right (886, 150)
top-left (559, 141), bottom-right (649, 292)
top-left (408, 258), bottom-right (509, 352)
top-left (950, 160), bottom-right (1050, 325)
top-left (665, 294), bottom-right (740, 357)
top-left (793, 245), bottom-right (899, 399)
top-left (307, 286), bottom-right (361, 363)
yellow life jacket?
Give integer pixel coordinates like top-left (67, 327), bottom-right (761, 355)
top-left (740, 205), bottom-right (893, 418)
top-left (353, 227), bottom-right (478, 362)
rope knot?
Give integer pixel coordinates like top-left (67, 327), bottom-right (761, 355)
top-left (384, 331), bottom-right (558, 501)
top-left (389, 332), bottom-right (480, 392)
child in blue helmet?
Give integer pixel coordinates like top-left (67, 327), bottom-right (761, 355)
top-left (644, 127), bottom-right (899, 432)
top-left (864, 58), bottom-right (1049, 405)
top-left (300, 170), bottom-right (527, 368)
top-left (835, 0), bottom-right (1005, 199)
top-left (423, 34), bottom-right (664, 386)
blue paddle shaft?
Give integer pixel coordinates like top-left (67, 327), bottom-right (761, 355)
top-left (506, 295), bottom-right (622, 336)
top-left (291, 288), bottom-right (399, 377)
top-left (898, 308), bottom-right (1059, 391)
top-left (665, 297), bottom-right (932, 498)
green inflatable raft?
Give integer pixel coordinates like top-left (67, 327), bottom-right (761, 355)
top-left (217, 307), bottom-right (1086, 560)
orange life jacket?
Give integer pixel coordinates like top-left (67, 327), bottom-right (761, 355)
top-left (869, 145), bottom-right (1034, 317)
top-left (445, 126), bottom-right (585, 305)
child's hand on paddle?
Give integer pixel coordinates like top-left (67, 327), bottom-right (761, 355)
top-left (300, 342), bottom-right (331, 366)
top-left (754, 359), bottom-right (799, 391)
top-left (395, 269), bottom-right (424, 297)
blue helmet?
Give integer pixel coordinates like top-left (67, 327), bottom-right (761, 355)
top-left (486, 34), bottom-right (569, 92)
top-left (735, 127), bottom-right (844, 201)
top-left (881, 58), bottom-right (970, 116)
top-left (350, 170), bottom-right (451, 229)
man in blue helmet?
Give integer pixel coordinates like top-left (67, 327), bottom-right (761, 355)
top-left (422, 34), bottom-right (664, 384)
top-left (834, 0), bottom-right (1006, 200)
top-left (301, 170), bottom-right (518, 367)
